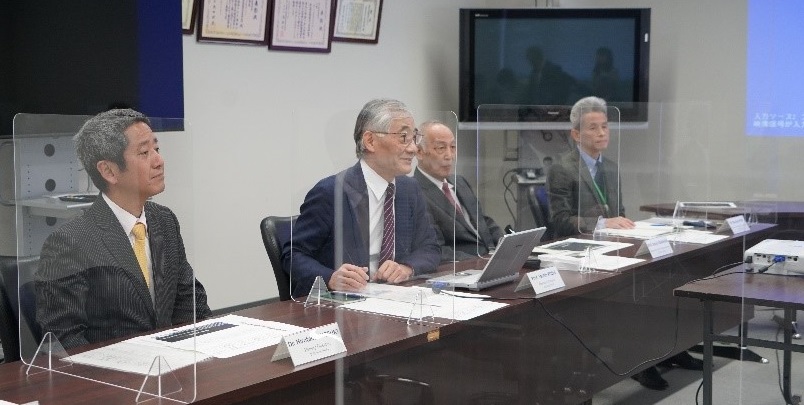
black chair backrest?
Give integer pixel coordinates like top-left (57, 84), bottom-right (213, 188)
top-left (0, 256), bottom-right (21, 362)
top-left (527, 185), bottom-right (547, 228)
top-left (260, 216), bottom-right (297, 301)
top-left (527, 185), bottom-right (552, 241)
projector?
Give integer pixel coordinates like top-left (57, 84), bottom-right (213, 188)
top-left (744, 239), bottom-right (804, 275)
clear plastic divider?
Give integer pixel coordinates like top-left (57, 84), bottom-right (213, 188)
top-left (13, 112), bottom-right (199, 402)
top-left (287, 102), bottom-right (459, 324)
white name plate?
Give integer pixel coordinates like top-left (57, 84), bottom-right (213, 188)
top-left (515, 267), bottom-right (565, 295)
top-left (271, 322), bottom-right (346, 366)
top-left (636, 236), bottom-right (673, 258)
top-left (723, 215), bottom-right (750, 234)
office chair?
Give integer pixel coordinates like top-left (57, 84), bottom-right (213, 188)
top-left (260, 216), bottom-right (297, 301)
top-left (527, 185), bottom-right (552, 241)
top-left (0, 256), bottom-right (42, 362)
top-left (0, 256), bottom-right (21, 363)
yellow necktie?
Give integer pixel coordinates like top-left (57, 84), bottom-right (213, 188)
top-left (132, 222), bottom-right (150, 287)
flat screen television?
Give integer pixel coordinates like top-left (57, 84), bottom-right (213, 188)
top-left (459, 8), bottom-right (651, 123)
top-left (0, 0), bottom-right (184, 136)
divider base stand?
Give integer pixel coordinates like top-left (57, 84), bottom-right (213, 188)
top-left (26, 332), bottom-right (71, 375)
top-left (136, 356), bottom-right (185, 403)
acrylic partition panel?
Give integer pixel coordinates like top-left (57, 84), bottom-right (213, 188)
top-left (12, 113), bottom-right (199, 403)
top-left (465, 101), bottom-right (785, 403)
top-left (286, 106), bottom-right (463, 325)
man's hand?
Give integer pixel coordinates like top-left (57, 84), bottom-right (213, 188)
top-left (327, 264), bottom-right (369, 291)
top-left (373, 261), bottom-right (413, 284)
top-left (605, 216), bottom-right (636, 229)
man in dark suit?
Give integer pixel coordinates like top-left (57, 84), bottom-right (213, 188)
top-left (547, 96), bottom-right (634, 237)
top-left (36, 109), bottom-right (211, 349)
top-left (547, 96), bottom-right (701, 390)
top-left (283, 99), bottom-right (440, 297)
top-left (414, 120), bottom-right (503, 262)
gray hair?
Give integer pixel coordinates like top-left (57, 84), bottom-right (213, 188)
top-left (569, 96), bottom-right (607, 130)
top-left (74, 108), bottom-right (150, 192)
top-left (417, 120), bottom-right (447, 149)
top-left (352, 98), bottom-right (413, 158)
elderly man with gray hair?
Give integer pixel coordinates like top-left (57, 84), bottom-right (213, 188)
top-left (36, 108), bottom-right (211, 349)
top-left (546, 96), bottom-right (634, 237)
top-left (282, 99), bottom-right (439, 298)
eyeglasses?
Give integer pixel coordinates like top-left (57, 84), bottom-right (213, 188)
top-left (373, 130), bottom-right (423, 146)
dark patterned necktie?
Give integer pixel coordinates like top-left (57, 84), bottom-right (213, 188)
top-left (594, 160), bottom-right (606, 190)
top-left (379, 183), bottom-right (395, 264)
top-left (442, 181), bottom-right (463, 216)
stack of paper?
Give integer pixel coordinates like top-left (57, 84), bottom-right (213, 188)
top-left (339, 285), bottom-right (507, 321)
top-left (598, 221), bottom-right (676, 239)
top-left (539, 253), bottom-right (644, 272)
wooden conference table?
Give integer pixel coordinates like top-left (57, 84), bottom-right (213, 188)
top-left (675, 270), bottom-right (804, 405)
top-left (0, 224), bottom-right (776, 404)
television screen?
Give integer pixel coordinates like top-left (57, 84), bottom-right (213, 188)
top-left (0, 0), bottom-right (184, 136)
top-left (459, 8), bottom-right (650, 123)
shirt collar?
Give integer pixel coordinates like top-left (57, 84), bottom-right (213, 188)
top-left (418, 167), bottom-right (449, 190)
top-left (577, 146), bottom-right (602, 170)
top-left (360, 159), bottom-right (394, 200)
top-left (102, 193), bottom-right (147, 236)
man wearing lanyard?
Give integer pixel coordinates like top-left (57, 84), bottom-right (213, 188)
top-left (547, 96), bottom-right (633, 237)
top-left (547, 96), bottom-right (703, 390)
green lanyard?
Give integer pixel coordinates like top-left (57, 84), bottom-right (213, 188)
top-left (591, 174), bottom-right (610, 215)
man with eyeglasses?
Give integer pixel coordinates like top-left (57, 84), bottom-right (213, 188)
top-left (414, 120), bottom-right (503, 263)
top-left (282, 99), bottom-right (440, 297)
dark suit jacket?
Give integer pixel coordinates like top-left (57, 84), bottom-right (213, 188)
top-left (547, 149), bottom-right (625, 237)
top-left (35, 197), bottom-right (212, 349)
top-left (282, 162), bottom-right (440, 297)
top-left (413, 169), bottom-right (503, 263)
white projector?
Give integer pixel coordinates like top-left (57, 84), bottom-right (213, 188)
top-left (744, 239), bottom-right (804, 274)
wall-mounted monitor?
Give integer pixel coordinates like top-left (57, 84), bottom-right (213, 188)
top-left (459, 8), bottom-right (651, 123)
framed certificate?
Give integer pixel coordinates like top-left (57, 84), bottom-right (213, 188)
top-left (197, 0), bottom-right (270, 45)
top-left (269, 0), bottom-right (335, 53)
top-left (181, 0), bottom-right (198, 34)
top-left (332, 0), bottom-right (382, 43)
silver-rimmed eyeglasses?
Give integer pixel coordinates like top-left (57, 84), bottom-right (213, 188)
top-left (373, 130), bottom-right (423, 146)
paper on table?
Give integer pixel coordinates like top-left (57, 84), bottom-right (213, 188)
top-left (598, 221), bottom-right (675, 239)
top-left (142, 314), bottom-right (306, 358)
top-left (65, 339), bottom-right (210, 376)
top-left (66, 315), bottom-right (306, 374)
top-left (539, 253), bottom-right (644, 271)
top-left (339, 286), bottom-right (506, 321)
top-left (533, 238), bottom-right (632, 255)
top-left (666, 230), bottom-right (729, 244)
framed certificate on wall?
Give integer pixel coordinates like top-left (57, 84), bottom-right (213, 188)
top-left (182, 0), bottom-right (198, 34)
top-left (332, 0), bottom-right (382, 43)
top-left (269, 0), bottom-right (335, 53)
top-left (197, 0), bottom-right (270, 45)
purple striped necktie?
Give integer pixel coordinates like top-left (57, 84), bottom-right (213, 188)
top-left (442, 181), bottom-right (463, 216)
top-left (379, 183), bottom-right (395, 265)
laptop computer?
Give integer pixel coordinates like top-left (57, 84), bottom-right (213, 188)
top-left (426, 227), bottom-right (546, 291)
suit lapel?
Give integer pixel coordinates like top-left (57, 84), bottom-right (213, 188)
top-left (415, 169), bottom-right (473, 230)
top-left (453, 179), bottom-right (479, 229)
top-left (90, 198), bottom-right (155, 316)
top-left (145, 203), bottom-right (165, 312)
top-left (341, 163), bottom-right (370, 265)
top-left (571, 151), bottom-right (606, 208)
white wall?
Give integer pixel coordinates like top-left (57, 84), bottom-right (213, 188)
top-left (182, 0), bottom-right (804, 310)
top-left (181, 0), bottom-right (532, 309)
